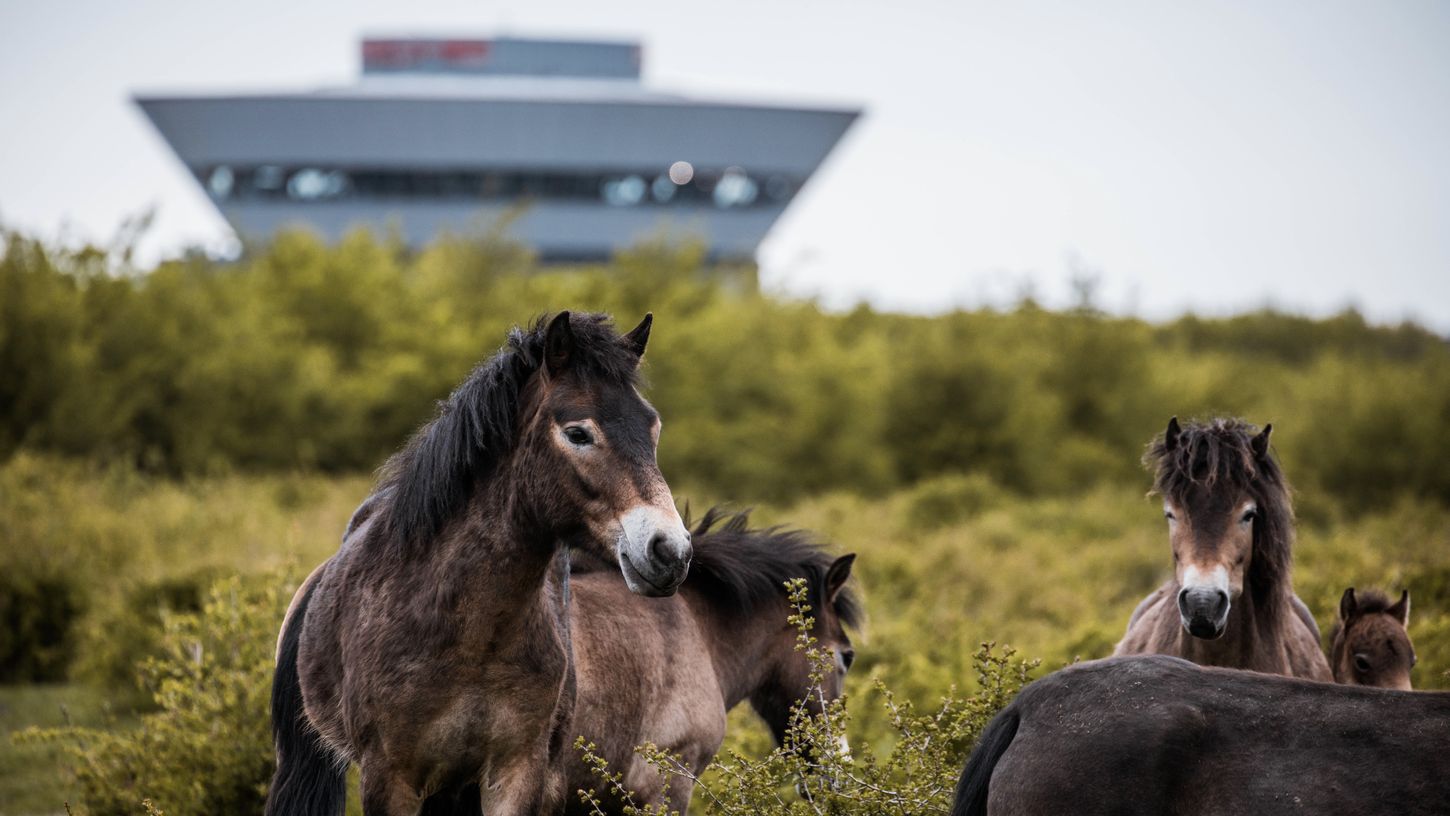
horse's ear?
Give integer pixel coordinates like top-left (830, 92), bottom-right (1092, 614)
top-left (545, 311), bottom-right (575, 376)
top-left (825, 553), bottom-right (856, 602)
top-left (1339, 587), bottom-right (1357, 621)
top-left (1388, 589), bottom-right (1411, 626)
top-left (1251, 423), bottom-right (1273, 459)
top-left (1164, 416), bottom-right (1181, 452)
top-left (623, 312), bottom-right (652, 359)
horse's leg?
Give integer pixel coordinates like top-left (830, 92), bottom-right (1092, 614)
top-left (661, 775), bottom-right (695, 812)
top-left (479, 750), bottom-right (562, 816)
top-left (360, 764), bottom-right (423, 816)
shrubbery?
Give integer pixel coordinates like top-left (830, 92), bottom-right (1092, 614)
top-left (3, 225), bottom-right (1448, 811)
top-left (0, 564), bottom-right (85, 682)
top-left (3, 225), bottom-right (1449, 509)
top-left (25, 575), bottom-right (289, 816)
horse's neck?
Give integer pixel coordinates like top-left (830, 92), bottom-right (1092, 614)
top-left (686, 594), bottom-right (786, 710)
top-left (404, 480), bottom-right (564, 629)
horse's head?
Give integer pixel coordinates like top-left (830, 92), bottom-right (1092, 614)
top-left (1332, 588), bottom-right (1414, 690)
top-left (1148, 416), bottom-right (1291, 640)
top-left (519, 312), bottom-right (691, 597)
top-left (751, 553), bottom-right (859, 750)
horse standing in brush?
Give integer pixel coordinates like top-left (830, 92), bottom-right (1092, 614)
top-left (265, 312), bottom-right (694, 816)
top-left (418, 508), bottom-right (862, 816)
top-left (950, 655), bottom-right (1450, 816)
top-left (1114, 417), bottom-right (1330, 680)
top-left (562, 508), bottom-right (860, 813)
top-left (1331, 587), bottom-right (1415, 689)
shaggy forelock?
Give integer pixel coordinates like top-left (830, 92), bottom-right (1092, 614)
top-left (1145, 417), bottom-right (1296, 607)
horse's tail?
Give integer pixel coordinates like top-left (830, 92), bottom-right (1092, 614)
top-left (264, 577), bottom-right (345, 816)
top-left (949, 705), bottom-right (1021, 816)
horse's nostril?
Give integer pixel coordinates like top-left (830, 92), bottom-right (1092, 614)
top-left (650, 532), bottom-right (673, 564)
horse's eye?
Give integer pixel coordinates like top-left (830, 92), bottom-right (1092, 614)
top-left (563, 426), bottom-right (594, 446)
top-left (840, 648), bottom-right (856, 672)
top-left (1164, 510), bottom-right (1176, 521)
top-left (1354, 654), bottom-right (1372, 673)
top-left (1241, 509), bottom-right (1257, 524)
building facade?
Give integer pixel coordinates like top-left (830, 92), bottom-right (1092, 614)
top-left (136, 37), bottom-right (859, 261)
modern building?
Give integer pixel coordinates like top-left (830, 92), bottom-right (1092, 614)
top-left (135, 37), bottom-right (859, 261)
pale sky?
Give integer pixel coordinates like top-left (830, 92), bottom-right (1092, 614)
top-left (2, 1), bottom-right (1448, 329)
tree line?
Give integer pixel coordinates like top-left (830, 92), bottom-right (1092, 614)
top-left (3, 226), bottom-right (1447, 513)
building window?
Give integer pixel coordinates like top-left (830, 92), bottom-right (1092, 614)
top-left (197, 165), bottom-right (795, 209)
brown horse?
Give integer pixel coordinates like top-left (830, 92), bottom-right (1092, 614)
top-left (265, 312), bottom-right (694, 816)
top-left (1114, 417), bottom-right (1330, 680)
top-left (951, 655), bottom-right (1450, 816)
top-left (414, 508), bottom-right (861, 816)
top-left (1330, 587), bottom-right (1415, 689)
top-left (563, 508), bottom-right (860, 813)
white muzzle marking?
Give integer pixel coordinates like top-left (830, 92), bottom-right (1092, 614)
top-left (1182, 563), bottom-right (1230, 595)
top-left (616, 503), bottom-right (691, 595)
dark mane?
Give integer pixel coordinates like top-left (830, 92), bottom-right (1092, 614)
top-left (681, 506), bottom-right (863, 629)
top-left (372, 313), bottom-right (641, 558)
top-left (1144, 417), bottom-right (1295, 608)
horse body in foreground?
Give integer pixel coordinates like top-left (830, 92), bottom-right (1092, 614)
top-left (1115, 417), bottom-right (1330, 680)
top-left (562, 508), bottom-right (860, 813)
top-left (266, 312), bottom-right (693, 816)
top-left (952, 655), bottom-right (1450, 816)
top-left (1331, 587), bottom-right (1415, 689)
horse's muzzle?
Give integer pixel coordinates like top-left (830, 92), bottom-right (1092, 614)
top-left (616, 506), bottom-right (692, 597)
top-left (1178, 586), bottom-right (1230, 640)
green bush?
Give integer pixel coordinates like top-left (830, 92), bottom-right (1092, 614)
top-left (73, 568), bottom-right (230, 699)
top-left (3, 224), bottom-right (1448, 510)
top-left (903, 472), bottom-right (1005, 529)
top-left (25, 574), bottom-right (290, 815)
top-left (0, 564), bottom-right (86, 682)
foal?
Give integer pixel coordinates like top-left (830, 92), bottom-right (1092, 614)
top-left (266, 313), bottom-right (693, 816)
top-left (1331, 588), bottom-right (1415, 689)
top-left (1115, 417), bottom-right (1330, 679)
top-left (563, 508), bottom-right (861, 813)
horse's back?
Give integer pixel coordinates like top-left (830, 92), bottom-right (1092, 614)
top-left (1114, 585), bottom-right (1173, 656)
top-left (1284, 594), bottom-right (1333, 681)
top-left (986, 656), bottom-right (1450, 816)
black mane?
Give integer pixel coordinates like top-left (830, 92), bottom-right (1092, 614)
top-left (1145, 417), bottom-right (1295, 608)
top-left (372, 313), bottom-right (641, 558)
top-left (681, 506), bottom-right (864, 629)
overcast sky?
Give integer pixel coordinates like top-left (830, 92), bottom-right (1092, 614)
top-left (2, 1), bottom-right (1448, 329)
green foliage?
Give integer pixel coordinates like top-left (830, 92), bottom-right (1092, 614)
top-left (0, 684), bottom-right (124, 814)
top-left (3, 223), bottom-right (1449, 811)
top-left (75, 569), bottom-right (229, 701)
top-left (575, 579), bottom-right (1037, 815)
top-left (23, 574), bottom-right (289, 816)
top-left (0, 451), bottom-right (366, 687)
top-left (0, 563), bottom-right (85, 682)
top-left (1, 463), bottom-right (1446, 811)
top-left (3, 224), bottom-right (1449, 510)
